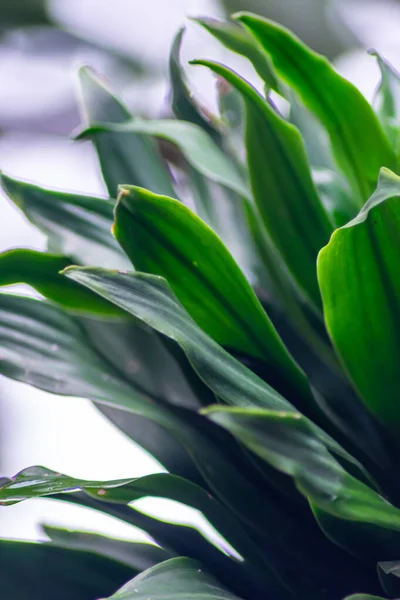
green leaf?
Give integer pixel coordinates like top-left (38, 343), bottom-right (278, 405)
top-left (371, 51), bottom-right (400, 152)
top-left (345, 597), bottom-right (386, 600)
top-left (0, 172), bottom-right (130, 269)
top-left (64, 268), bottom-right (314, 414)
top-left (235, 12), bottom-right (396, 203)
top-left (0, 539), bottom-right (133, 600)
top-left (317, 168), bottom-right (400, 431)
top-left (191, 59), bottom-right (332, 308)
top-left (77, 66), bottom-right (176, 198)
top-left (76, 118), bottom-right (249, 200)
top-left (194, 16), bottom-right (277, 90)
top-left (169, 27), bottom-right (219, 141)
top-left (43, 526), bottom-right (171, 572)
top-left (0, 249), bottom-right (124, 316)
top-left (0, 290), bottom-right (308, 572)
top-left (0, 0), bottom-right (50, 27)
top-left (202, 406), bottom-right (400, 530)
top-left (113, 186), bottom-right (310, 403)
top-left (102, 557), bottom-right (244, 600)
top-left (64, 268), bottom-right (370, 473)
top-left (0, 292), bottom-right (159, 418)
top-left (0, 467), bottom-right (280, 589)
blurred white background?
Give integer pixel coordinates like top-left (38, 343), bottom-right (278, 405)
top-left (1, 0), bottom-right (400, 544)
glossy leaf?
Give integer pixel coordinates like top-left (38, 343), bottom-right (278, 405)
top-left (77, 66), bottom-right (175, 198)
top-left (192, 59), bottom-right (332, 308)
top-left (65, 267), bottom-right (371, 473)
top-left (113, 186), bottom-right (310, 402)
top-left (76, 118), bottom-right (249, 199)
top-left (0, 539), bottom-right (133, 600)
top-left (0, 291), bottom-right (308, 565)
top-left (318, 168), bottom-right (400, 430)
top-left (194, 16), bottom-right (277, 90)
top-left (43, 526), bottom-right (171, 572)
top-left (371, 51), bottom-right (400, 152)
top-left (0, 172), bottom-right (130, 269)
top-left (103, 557), bottom-right (243, 600)
top-left (0, 249), bottom-right (123, 316)
top-left (235, 12), bottom-right (396, 203)
top-left (65, 268), bottom-right (313, 413)
top-left (0, 467), bottom-right (280, 583)
top-left (202, 406), bottom-right (400, 530)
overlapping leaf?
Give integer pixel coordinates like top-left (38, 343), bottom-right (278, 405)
top-left (113, 186), bottom-right (311, 405)
top-left (1, 172), bottom-right (129, 268)
top-left (77, 66), bottom-right (175, 198)
top-left (191, 59), bottom-right (332, 308)
top-left (202, 406), bottom-right (400, 530)
top-left (318, 168), bottom-right (400, 431)
top-left (76, 118), bottom-right (249, 199)
top-left (0, 249), bottom-right (123, 316)
top-left (194, 16), bottom-right (277, 90)
top-left (235, 12), bottom-right (396, 203)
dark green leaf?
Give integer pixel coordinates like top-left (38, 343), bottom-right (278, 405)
top-left (0, 539), bottom-right (133, 600)
top-left (77, 66), bottom-right (176, 198)
top-left (0, 249), bottom-right (123, 316)
top-left (0, 290), bottom-right (307, 572)
top-left (113, 186), bottom-right (311, 404)
top-left (0, 292), bottom-right (159, 418)
top-left (194, 16), bottom-right (277, 90)
top-left (191, 59), bottom-right (332, 308)
top-left (43, 526), bottom-right (171, 572)
top-left (371, 51), bottom-right (400, 152)
top-left (103, 557), bottom-right (244, 600)
top-left (76, 118), bottom-right (249, 199)
top-left (235, 12), bottom-right (395, 203)
top-left (65, 268), bottom-right (312, 413)
top-left (0, 172), bottom-right (130, 269)
top-left (317, 168), bottom-right (400, 431)
top-left (202, 406), bottom-right (400, 530)
top-left (0, 467), bottom-right (280, 589)
top-left (65, 268), bottom-right (369, 472)
top-left (0, 0), bottom-right (50, 27)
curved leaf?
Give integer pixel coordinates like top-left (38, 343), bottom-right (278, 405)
top-left (202, 406), bottom-right (400, 530)
top-left (0, 467), bottom-right (283, 592)
top-left (0, 539), bottom-right (133, 600)
top-left (169, 27), bottom-right (219, 140)
top-left (0, 249), bottom-right (123, 316)
top-left (43, 526), bottom-right (171, 572)
top-left (0, 291), bottom-right (307, 566)
top-left (64, 268), bottom-right (313, 414)
top-left (75, 118), bottom-right (249, 200)
top-left (235, 12), bottom-right (395, 203)
top-left (113, 186), bottom-right (310, 403)
top-left (103, 557), bottom-right (243, 600)
top-left (372, 52), bottom-right (400, 151)
top-left (191, 59), bottom-right (332, 308)
top-left (318, 168), bottom-right (400, 431)
top-left (0, 172), bottom-right (130, 269)
top-left (194, 16), bottom-right (277, 90)
top-left (64, 267), bottom-right (370, 474)
top-left (77, 66), bottom-right (175, 198)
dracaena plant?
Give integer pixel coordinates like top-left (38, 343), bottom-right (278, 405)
top-left (1, 11), bottom-right (400, 600)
